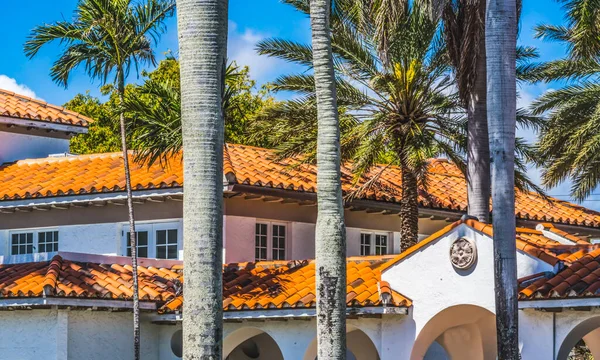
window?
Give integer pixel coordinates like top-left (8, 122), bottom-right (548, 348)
top-left (11, 233), bottom-right (33, 255)
top-left (255, 223), bottom-right (268, 261)
top-left (10, 229), bottom-right (59, 255)
top-left (126, 231), bottom-right (149, 258)
top-left (122, 222), bottom-right (181, 259)
top-left (272, 224), bottom-right (286, 260)
top-left (156, 229), bottom-right (178, 260)
top-left (255, 221), bottom-right (287, 261)
top-left (375, 234), bottom-right (388, 255)
top-left (360, 231), bottom-right (390, 256)
top-left (38, 231), bottom-right (59, 253)
top-left (360, 233), bottom-right (371, 256)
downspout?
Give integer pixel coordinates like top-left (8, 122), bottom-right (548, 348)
top-left (553, 312), bottom-right (556, 360)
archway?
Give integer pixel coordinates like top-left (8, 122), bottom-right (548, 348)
top-left (303, 325), bottom-right (380, 360)
top-left (557, 316), bottom-right (600, 360)
top-left (224, 327), bottom-right (284, 360)
top-left (411, 305), bottom-right (497, 360)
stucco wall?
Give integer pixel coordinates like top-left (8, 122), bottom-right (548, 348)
top-left (0, 130), bottom-right (70, 164)
top-left (0, 309), bottom-right (58, 359)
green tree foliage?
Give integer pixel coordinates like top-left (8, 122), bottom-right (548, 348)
top-left (67, 57), bottom-right (273, 157)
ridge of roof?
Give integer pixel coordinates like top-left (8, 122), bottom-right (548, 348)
top-left (0, 89), bottom-right (93, 127)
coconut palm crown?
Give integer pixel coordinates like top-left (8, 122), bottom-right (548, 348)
top-left (255, 0), bottom-right (463, 250)
top-left (526, 0), bottom-right (600, 201)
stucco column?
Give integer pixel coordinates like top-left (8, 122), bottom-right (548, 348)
top-left (56, 309), bottom-right (69, 359)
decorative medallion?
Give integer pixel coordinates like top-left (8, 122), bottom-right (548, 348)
top-left (450, 237), bottom-right (477, 270)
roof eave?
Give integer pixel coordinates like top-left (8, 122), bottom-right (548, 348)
top-left (0, 116), bottom-right (88, 134)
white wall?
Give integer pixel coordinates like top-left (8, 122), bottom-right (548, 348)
top-left (0, 131), bottom-right (69, 164)
top-left (0, 309), bottom-right (58, 359)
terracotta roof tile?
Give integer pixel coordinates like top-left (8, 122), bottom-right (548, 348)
top-left (0, 255), bottom-right (410, 313)
top-left (2, 144), bottom-right (600, 228)
top-left (0, 89), bottom-right (91, 127)
top-left (519, 248), bottom-right (600, 300)
top-left (159, 256), bottom-right (411, 313)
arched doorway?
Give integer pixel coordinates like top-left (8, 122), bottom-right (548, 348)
top-left (224, 327), bottom-right (284, 360)
top-left (411, 305), bottom-right (497, 360)
top-left (303, 325), bottom-right (380, 360)
top-left (557, 316), bottom-right (600, 360)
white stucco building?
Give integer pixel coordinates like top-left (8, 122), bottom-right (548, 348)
top-left (2, 89), bottom-right (600, 359)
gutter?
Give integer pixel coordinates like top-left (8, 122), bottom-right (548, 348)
top-left (152, 306), bottom-right (407, 324)
top-left (519, 298), bottom-right (600, 310)
top-left (0, 116), bottom-right (88, 134)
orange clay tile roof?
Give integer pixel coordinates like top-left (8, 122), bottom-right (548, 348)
top-left (2, 143), bottom-right (600, 229)
top-left (0, 255), bottom-right (181, 302)
top-left (0, 89), bottom-right (92, 127)
top-left (381, 218), bottom-right (597, 272)
top-left (0, 255), bottom-right (410, 312)
top-left (537, 222), bottom-right (590, 245)
top-left (160, 256), bottom-right (411, 313)
top-left (519, 248), bottom-right (600, 300)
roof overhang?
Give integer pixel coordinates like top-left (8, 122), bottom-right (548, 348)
top-left (0, 188), bottom-right (183, 212)
top-left (152, 306), bottom-right (408, 324)
top-left (0, 297), bottom-right (157, 311)
top-left (519, 298), bottom-right (600, 311)
top-left (0, 116), bottom-right (88, 135)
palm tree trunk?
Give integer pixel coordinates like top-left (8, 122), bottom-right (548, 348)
top-left (177, 0), bottom-right (228, 358)
top-left (310, 0), bottom-right (347, 358)
top-left (400, 159), bottom-right (419, 252)
top-left (116, 69), bottom-right (140, 360)
top-left (486, 0), bottom-right (519, 358)
top-left (467, 25), bottom-right (491, 223)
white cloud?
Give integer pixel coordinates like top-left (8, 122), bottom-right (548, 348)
top-left (227, 21), bottom-right (296, 85)
top-left (0, 75), bottom-right (38, 99)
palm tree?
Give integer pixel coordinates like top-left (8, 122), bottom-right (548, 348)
top-left (443, 0), bottom-right (490, 223)
top-left (486, 0), bottom-right (519, 356)
top-left (309, 0), bottom-right (347, 358)
top-left (176, 0), bottom-right (228, 358)
top-left (24, 1), bottom-right (175, 358)
top-left (256, 0), bottom-right (465, 251)
top-left (525, 0), bottom-right (600, 202)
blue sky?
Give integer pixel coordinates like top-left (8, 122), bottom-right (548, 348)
top-left (1, 0), bottom-right (595, 207)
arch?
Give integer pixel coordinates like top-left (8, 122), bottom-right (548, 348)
top-left (557, 316), bottom-right (600, 360)
top-left (411, 304), bottom-right (497, 360)
top-left (302, 325), bottom-right (380, 360)
top-left (224, 327), bottom-right (284, 360)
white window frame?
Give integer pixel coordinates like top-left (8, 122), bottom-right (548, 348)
top-left (359, 231), bottom-right (392, 256)
top-left (255, 220), bottom-right (289, 261)
top-left (121, 221), bottom-right (182, 259)
top-left (9, 228), bottom-right (60, 255)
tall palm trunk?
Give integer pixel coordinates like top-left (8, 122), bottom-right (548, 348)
top-left (177, 0), bottom-right (228, 358)
top-left (400, 158), bottom-right (419, 251)
top-left (467, 27), bottom-right (490, 223)
top-left (310, 0), bottom-right (347, 358)
top-left (117, 69), bottom-right (140, 360)
top-left (486, 0), bottom-right (519, 357)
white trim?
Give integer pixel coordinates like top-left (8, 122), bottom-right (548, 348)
top-left (152, 306), bottom-right (408, 323)
top-left (8, 228), bottom-right (59, 256)
top-left (0, 297), bottom-right (157, 310)
top-left (255, 220), bottom-right (289, 261)
top-left (0, 188), bottom-right (183, 210)
top-left (0, 116), bottom-right (88, 134)
top-left (360, 230), bottom-right (392, 256)
top-left (519, 298), bottom-right (600, 309)
top-left (121, 221), bottom-right (182, 260)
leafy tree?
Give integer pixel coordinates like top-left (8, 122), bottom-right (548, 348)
top-left (67, 92), bottom-right (121, 154)
top-left (124, 58), bottom-right (274, 166)
top-left (24, 1), bottom-right (175, 358)
top-left (526, 0), bottom-right (600, 201)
